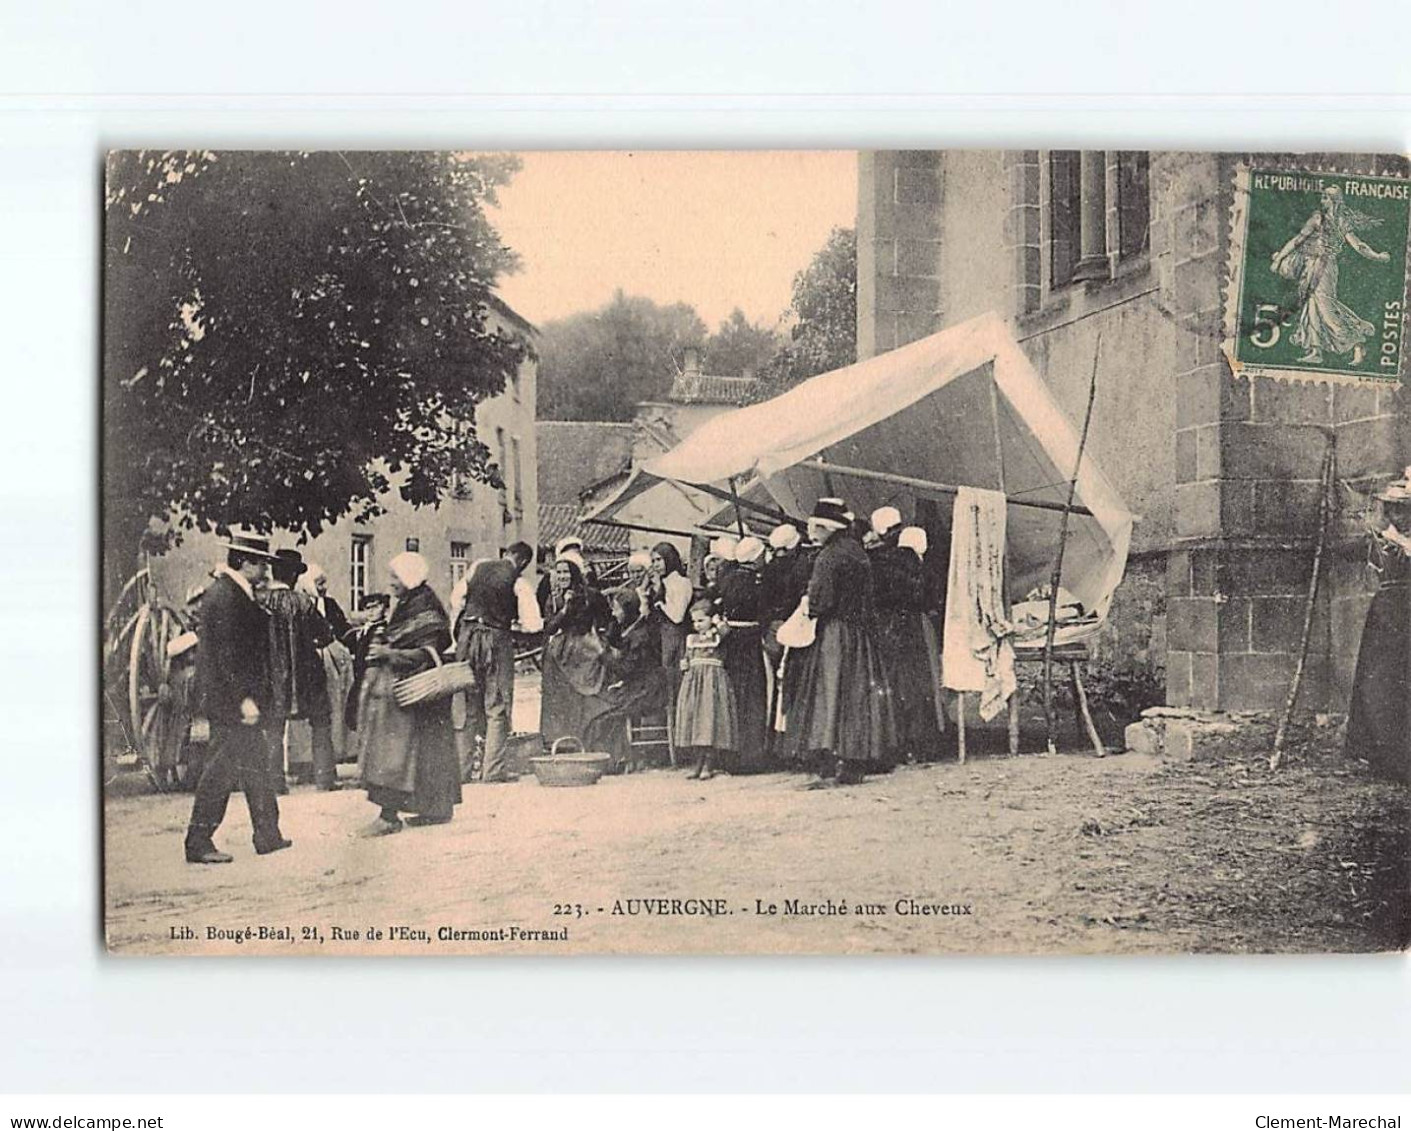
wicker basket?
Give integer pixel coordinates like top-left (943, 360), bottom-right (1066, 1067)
top-left (529, 737), bottom-right (612, 788)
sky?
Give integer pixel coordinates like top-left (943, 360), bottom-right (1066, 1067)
top-left (485, 151), bottom-right (858, 331)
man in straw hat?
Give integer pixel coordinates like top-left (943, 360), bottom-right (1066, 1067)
top-left (183, 530), bottom-right (291, 863)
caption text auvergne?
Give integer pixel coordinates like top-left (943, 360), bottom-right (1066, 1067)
top-left (165, 895), bottom-right (975, 945)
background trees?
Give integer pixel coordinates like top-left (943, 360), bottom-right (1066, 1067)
top-left (536, 228), bottom-right (855, 420)
top-left (104, 150), bottom-right (525, 571)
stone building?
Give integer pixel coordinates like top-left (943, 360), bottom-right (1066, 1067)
top-left (148, 296), bottom-right (539, 613)
top-left (856, 150), bottom-right (1409, 714)
top-left (579, 347), bottom-right (761, 557)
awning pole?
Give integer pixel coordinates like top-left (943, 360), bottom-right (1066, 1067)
top-left (582, 517), bottom-right (708, 541)
top-left (1043, 335), bottom-right (1101, 756)
top-left (681, 479), bottom-right (795, 524)
top-left (728, 477), bottom-right (747, 538)
top-left (807, 459), bottom-right (1096, 519)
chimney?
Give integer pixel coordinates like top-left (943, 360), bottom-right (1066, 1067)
top-left (683, 347), bottom-right (701, 376)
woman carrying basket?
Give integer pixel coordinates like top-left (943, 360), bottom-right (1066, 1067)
top-left (357, 552), bottom-right (461, 836)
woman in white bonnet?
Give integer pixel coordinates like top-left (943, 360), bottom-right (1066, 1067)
top-left (356, 552), bottom-right (461, 834)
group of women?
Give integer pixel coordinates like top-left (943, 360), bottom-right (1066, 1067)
top-left (535, 496), bottom-right (951, 785)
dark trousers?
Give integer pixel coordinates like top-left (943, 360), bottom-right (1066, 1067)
top-left (185, 721), bottom-right (283, 853)
top-left (462, 625), bottom-right (516, 780)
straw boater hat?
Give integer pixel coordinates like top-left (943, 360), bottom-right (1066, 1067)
top-left (871, 506), bottom-right (902, 537)
top-left (1376, 467), bottom-right (1411, 503)
top-left (769, 523), bottom-right (801, 551)
top-left (810, 498), bottom-right (853, 530)
top-left (219, 529), bottom-right (277, 560)
top-left (735, 536), bottom-right (765, 565)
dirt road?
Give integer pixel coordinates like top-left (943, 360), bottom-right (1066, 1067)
top-left (104, 735), bottom-right (1409, 956)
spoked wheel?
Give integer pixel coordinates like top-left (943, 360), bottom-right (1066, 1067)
top-left (128, 603), bottom-right (186, 792)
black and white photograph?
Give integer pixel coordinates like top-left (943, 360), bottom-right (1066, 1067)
top-left (100, 148), bottom-right (1411, 957)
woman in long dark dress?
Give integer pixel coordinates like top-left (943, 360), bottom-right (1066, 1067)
top-left (539, 558), bottom-right (614, 746)
top-left (357, 553), bottom-right (460, 835)
top-left (786, 498), bottom-right (896, 785)
top-left (1346, 478), bottom-right (1411, 783)
top-left (583, 588), bottom-right (670, 767)
top-left (717, 536), bottom-right (770, 771)
top-left (871, 516), bottom-right (944, 764)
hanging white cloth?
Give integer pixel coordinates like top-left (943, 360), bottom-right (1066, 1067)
top-left (942, 486), bottom-right (1016, 721)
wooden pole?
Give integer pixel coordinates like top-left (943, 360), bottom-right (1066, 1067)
top-left (728, 477), bottom-right (748, 538)
top-left (1269, 435), bottom-right (1336, 772)
top-left (1043, 336), bottom-right (1102, 755)
top-left (808, 459), bottom-right (1097, 518)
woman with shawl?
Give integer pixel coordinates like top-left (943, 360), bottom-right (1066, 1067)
top-left (358, 552), bottom-right (461, 835)
top-left (539, 558), bottom-right (614, 745)
top-left (871, 520), bottom-right (945, 764)
top-left (583, 588), bottom-right (670, 768)
top-left (786, 498), bottom-right (896, 785)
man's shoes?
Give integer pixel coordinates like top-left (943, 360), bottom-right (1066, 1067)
top-left (254, 837), bottom-right (293, 856)
top-left (185, 846), bottom-right (234, 864)
top-left (357, 816), bottom-right (403, 838)
top-left (406, 814), bottom-right (452, 827)
top-left (480, 773), bottom-right (519, 784)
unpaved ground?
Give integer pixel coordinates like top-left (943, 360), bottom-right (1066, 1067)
top-left (104, 718), bottom-right (1410, 956)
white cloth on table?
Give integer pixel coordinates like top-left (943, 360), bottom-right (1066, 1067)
top-left (942, 486), bottom-right (1016, 721)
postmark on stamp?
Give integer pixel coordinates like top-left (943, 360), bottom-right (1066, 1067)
top-left (1224, 166), bottom-right (1411, 383)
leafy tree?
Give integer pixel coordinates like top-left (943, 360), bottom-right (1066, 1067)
top-left (755, 226), bottom-right (857, 398)
top-left (103, 149), bottom-right (526, 577)
top-left (536, 291), bottom-right (707, 421)
top-left (704, 308), bottom-right (780, 377)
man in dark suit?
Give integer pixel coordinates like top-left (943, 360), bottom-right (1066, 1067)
top-left (183, 531), bottom-right (292, 863)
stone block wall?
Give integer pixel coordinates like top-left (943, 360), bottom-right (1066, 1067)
top-left (857, 150), bottom-right (945, 358)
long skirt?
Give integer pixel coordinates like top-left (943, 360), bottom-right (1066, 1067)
top-left (323, 641), bottom-right (354, 759)
top-left (785, 617), bottom-right (895, 765)
top-left (358, 664), bottom-right (462, 818)
top-left (879, 609), bottom-right (945, 761)
top-left (1345, 580), bottom-right (1411, 783)
top-left (540, 630), bottom-right (612, 746)
top-left (674, 660), bottom-right (739, 751)
top-left (722, 627), bottom-right (769, 771)
top-left (584, 669), bottom-right (670, 763)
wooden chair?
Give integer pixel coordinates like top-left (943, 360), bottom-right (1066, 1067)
top-left (625, 705), bottom-right (675, 770)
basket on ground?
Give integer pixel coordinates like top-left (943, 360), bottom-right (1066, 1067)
top-left (529, 737), bottom-right (612, 787)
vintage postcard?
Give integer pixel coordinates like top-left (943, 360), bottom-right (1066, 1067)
top-left (102, 150), bottom-right (1410, 956)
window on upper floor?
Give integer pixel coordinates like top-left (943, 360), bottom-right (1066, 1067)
top-left (1046, 149), bottom-right (1151, 292)
top-left (1116, 151), bottom-right (1151, 259)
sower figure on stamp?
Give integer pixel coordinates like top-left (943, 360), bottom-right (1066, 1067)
top-left (455, 541), bottom-right (540, 784)
top-left (183, 531), bottom-right (291, 864)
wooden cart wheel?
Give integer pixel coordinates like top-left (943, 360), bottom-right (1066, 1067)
top-left (128, 604), bottom-right (183, 790)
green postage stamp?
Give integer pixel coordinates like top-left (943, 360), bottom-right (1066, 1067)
top-left (1225, 166), bottom-right (1411, 383)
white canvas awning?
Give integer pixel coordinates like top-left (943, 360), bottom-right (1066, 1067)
top-left (595, 312), bottom-right (1135, 619)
